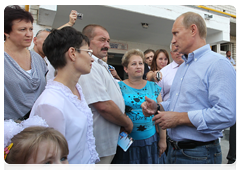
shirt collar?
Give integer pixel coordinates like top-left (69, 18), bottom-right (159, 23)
top-left (92, 54), bottom-right (109, 70)
top-left (182, 44), bottom-right (211, 64)
top-left (171, 60), bottom-right (179, 69)
top-left (92, 54), bottom-right (99, 62)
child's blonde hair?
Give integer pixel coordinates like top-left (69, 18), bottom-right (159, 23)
top-left (5, 126), bottom-right (69, 164)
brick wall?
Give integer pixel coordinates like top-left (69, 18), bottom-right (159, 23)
top-left (29, 5), bottom-right (39, 23)
top-left (205, 5), bottom-right (236, 15)
top-left (195, 5), bottom-right (236, 64)
top-left (195, 5), bottom-right (236, 15)
top-left (230, 36), bottom-right (238, 66)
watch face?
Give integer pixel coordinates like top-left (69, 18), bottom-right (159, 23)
top-left (155, 104), bottom-right (160, 115)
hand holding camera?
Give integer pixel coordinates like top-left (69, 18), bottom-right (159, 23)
top-left (156, 71), bottom-right (161, 81)
top-left (68, 10), bottom-right (83, 26)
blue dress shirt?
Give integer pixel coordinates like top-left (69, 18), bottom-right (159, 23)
top-left (161, 44), bottom-right (236, 142)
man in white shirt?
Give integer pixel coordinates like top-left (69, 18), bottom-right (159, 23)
top-left (157, 43), bottom-right (184, 101)
top-left (78, 24), bottom-right (133, 164)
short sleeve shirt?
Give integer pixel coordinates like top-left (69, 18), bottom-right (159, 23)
top-left (78, 55), bottom-right (125, 157)
top-left (118, 81), bottom-right (161, 140)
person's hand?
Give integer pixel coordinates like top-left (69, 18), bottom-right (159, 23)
top-left (109, 69), bottom-right (117, 78)
top-left (158, 137), bottom-right (167, 157)
top-left (141, 96), bottom-right (158, 117)
top-left (57, 10), bottom-right (78, 30)
top-left (147, 71), bottom-right (162, 82)
top-left (153, 71), bottom-right (162, 82)
top-left (109, 69), bottom-right (122, 81)
top-left (69, 10), bottom-right (77, 26)
top-left (153, 111), bottom-right (182, 130)
top-left (122, 116), bottom-right (133, 134)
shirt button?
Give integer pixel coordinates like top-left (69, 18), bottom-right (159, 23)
top-left (195, 59), bottom-right (197, 61)
top-left (176, 93), bottom-right (178, 96)
top-left (181, 78), bottom-right (183, 81)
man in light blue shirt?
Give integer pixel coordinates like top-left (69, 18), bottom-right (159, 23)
top-left (141, 12), bottom-right (236, 164)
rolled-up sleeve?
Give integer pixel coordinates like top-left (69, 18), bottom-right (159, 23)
top-left (188, 59), bottom-right (236, 133)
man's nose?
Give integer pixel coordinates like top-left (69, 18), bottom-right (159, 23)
top-left (171, 36), bottom-right (176, 45)
top-left (104, 41), bottom-right (110, 49)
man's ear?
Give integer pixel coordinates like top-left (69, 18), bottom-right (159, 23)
top-left (67, 47), bottom-right (76, 62)
top-left (33, 37), bottom-right (37, 45)
top-left (190, 24), bottom-right (198, 37)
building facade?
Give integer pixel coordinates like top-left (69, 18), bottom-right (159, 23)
top-left (23, 5), bottom-right (236, 78)
top-left (194, 5), bottom-right (236, 61)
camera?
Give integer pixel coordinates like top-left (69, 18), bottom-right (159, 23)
top-left (156, 71), bottom-right (161, 81)
top-left (77, 12), bottom-right (83, 20)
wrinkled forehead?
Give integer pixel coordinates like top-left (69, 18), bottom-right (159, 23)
top-left (93, 27), bottom-right (110, 39)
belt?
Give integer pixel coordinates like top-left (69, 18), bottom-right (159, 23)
top-left (167, 136), bottom-right (218, 150)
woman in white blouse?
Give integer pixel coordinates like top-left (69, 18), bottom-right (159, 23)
top-left (30, 27), bottom-right (99, 164)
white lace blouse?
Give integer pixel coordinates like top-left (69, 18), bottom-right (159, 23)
top-left (30, 79), bottom-right (99, 164)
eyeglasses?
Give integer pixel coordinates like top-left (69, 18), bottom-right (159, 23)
top-left (75, 49), bottom-right (93, 57)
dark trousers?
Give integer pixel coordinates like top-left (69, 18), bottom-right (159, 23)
top-left (227, 123), bottom-right (236, 164)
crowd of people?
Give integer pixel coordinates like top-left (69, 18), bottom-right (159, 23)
top-left (4, 5), bottom-right (236, 164)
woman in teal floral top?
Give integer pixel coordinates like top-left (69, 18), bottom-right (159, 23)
top-left (112, 49), bottom-right (166, 164)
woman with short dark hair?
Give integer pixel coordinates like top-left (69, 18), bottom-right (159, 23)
top-left (30, 27), bottom-right (99, 164)
top-left (4, 5), bottom-right (47, 120)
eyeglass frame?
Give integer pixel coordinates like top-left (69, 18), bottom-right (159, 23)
top-left (75, 48), bottom-right (93, 57)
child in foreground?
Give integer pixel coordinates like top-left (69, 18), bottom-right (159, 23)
top-left (4, 116), bottom-right (69, 164)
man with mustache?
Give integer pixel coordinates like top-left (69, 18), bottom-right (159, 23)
top-left (141, 12), bottom-right (236, 164)
top-left (78, 24), bottom-right (133, 164)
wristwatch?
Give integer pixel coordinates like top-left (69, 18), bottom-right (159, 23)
top-left (155, 104), bottom-right (161, 115)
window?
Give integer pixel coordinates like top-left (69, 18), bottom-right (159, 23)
top-left (220, 43), bottom-right (230, 51)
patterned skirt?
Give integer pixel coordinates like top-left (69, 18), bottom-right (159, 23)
top-left (111, 132), bottom-right (166, 164)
